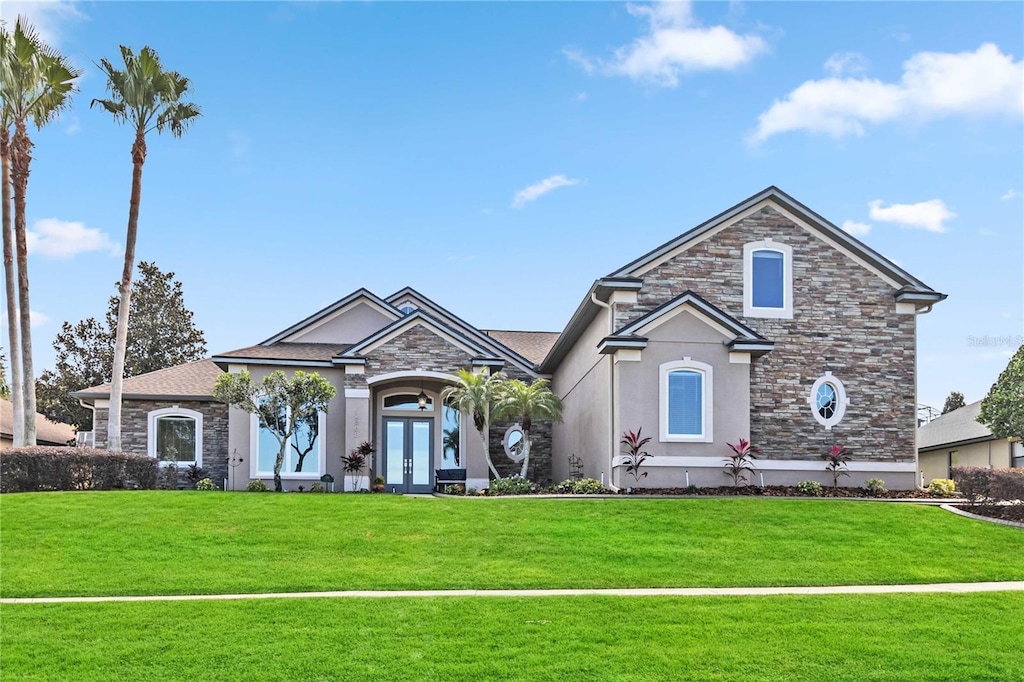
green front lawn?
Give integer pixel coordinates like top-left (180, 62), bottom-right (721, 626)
top-left (3, 593), bottom-right (1022, 681)
top-left (1, 492), bottom-right (1022, 597)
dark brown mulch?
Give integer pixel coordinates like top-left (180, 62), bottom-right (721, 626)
top-left (952, 504), bottom-right (1024, 524)
top-left (622, 485), bottom-right (957, 499)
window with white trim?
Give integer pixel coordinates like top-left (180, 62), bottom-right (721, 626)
top-left (147, 407), bottom-right (203, 466)
top-left (808, 372), bottom-right (848, 429)
top-left (743, 240), bottom-right (793, 319)
top-left (659, 359), bottom-right (713, 443)
top-left (251, 408), bottom-right (326, 477)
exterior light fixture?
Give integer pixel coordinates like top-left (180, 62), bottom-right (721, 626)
top-left (417, 389), bottom-right (428, 410)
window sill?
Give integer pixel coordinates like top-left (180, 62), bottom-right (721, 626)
top-left (743, 306), bottom-right (793, 320)
top-left (660, 435), bottom-right (713, 444)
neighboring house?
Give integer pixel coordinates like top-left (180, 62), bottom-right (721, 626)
top-left (0, 399), bottom-right (76, 448)
top-left (918, 401), bottom-right (1023, 484)
top-left (73, 187), bottom-right (945, 491)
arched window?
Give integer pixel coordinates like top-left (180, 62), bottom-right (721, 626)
top-left (744, 240), bottom-right (793, 319)
top-left (147, 407), bottom-right (203, 466)
top-left (659, 359), bottom-right (714, 443)
top-left (809, 372), bottom-right (849, 429)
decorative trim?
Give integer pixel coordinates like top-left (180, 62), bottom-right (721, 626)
top-left (616, 290), bottom-right (765, 341)
top-left (659, 358), bottom-right (713, 443)
top-left (147, 407), bottom-right (204, 467)
top-left (503, 424), bottom-right (526, 462)
top-left (211, 356), bottom-right (333, 369)
top-left (743, 239), bottom-right (794, 319)
top-left (366, 370), bottom-right (458, 386)
top-left (598, 336), bottom-right (649, 355)
top-left (345, 388), bottom-right (371, 399)
top-left (261, 288), bottom-right (401, 345)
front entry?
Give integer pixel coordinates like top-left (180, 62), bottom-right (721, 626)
top-left (383, 417), bottom-right (434, 493)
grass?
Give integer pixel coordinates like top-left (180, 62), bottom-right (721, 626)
top-left (2, 593), bottom-right (1023, 680)
top-left (1, 492), bottom-right (1022, 597)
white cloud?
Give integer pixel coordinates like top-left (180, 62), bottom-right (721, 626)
top-left (1001, 189), bottom-right (1021, 201)
top-left (564, 1), bottom-right (768, 88)
top-left (840, 220), bottom-right (872, 236)
top-left (511, 175), bottom-right (580, 209)
top-left (26, 218), bottom-right (119, 259)
top-left (0, 1), bottom-right (85, 47)
top-left (752, 43), bottom-right (1024, 142)
top-left (868, 199), bottom-right (955, 234)
top-left (823, 52), bottom-right (869, 77)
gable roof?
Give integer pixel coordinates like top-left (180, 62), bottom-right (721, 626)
top-left (71, 359), bottom-right (224, 401)
top-left (918, 401), bottom-right (998, 451)
top-left (384, 287), bottom-right (540, 375)
top-left (608, 186), bottom-right (943, 298)
top-left (0, 399), bottom-right (76, 445)
top-left (335, 309), bottom-right (505, 366)
top-left (212, 342), bottom-right (348, 369)
top-left (260, 288), bottom-right (400, 345)
top-left (482, 330), bottom-right (561, 365)
top-left (614, 290), bottom-right (767, 341)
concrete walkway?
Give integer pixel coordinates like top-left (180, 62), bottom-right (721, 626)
top-left (3, 581), bottom-right (1022, 604)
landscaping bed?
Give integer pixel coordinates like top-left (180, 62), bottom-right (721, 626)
top-left (951, 503), bottom-right (1024, 524)
top-left (624, 484), bottom-right (958, 499)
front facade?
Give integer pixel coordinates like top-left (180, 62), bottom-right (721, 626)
top-left (74, 187), bottom-right (945, 491)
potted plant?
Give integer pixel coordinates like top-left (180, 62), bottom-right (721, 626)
top-left (371, 475), bottom-right (386, 493)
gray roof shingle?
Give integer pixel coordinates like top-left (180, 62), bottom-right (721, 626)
top-left (1, 399), bottom-right (76, 445)
top-left (917, 401), bottom-right (995, 451)
top-left (71, 359), bottom-right (224, 400)
top-left (482, 330), bottom-right (561, 366)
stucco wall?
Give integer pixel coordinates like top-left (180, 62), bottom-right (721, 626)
top-left (616, 204), bottom-right (918, 466)
top-left (551, 310), bottom-right (612, 484)
top-left (284, 301), bottom-right (395, 344)
top-left (919, 439), bottom-right (1013, 485)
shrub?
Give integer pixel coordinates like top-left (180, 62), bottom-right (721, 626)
top-left (184, 463), bottom-right (208, 487)
top-left (620, 428), bottom-right (653, 482)
top-left (443, 483), bottom-right (465, 495)
top-left (927, 478), bottom-right (956, 495)
top-left (195, 478), bottom-right (217, 491)
top-left (951, 467), bottom-right (992, 504)
top-left (572, 478), bottom-right (606, 494)
top-left (487, 476), bottom-right (534, 496)
top-left (990, 468), bottom-right (1024, 503)
top-left (724, 438), bottom-right (759, 487)
top-left (247, 479), bottom-right (269, 492)
top-left (549, 479), bottom-right (576, 494)
top-left (824, 444), bottom-right (851, 490)
top-left (797, 479), bottom-right (823, 496)
top-left (160, 462), bottom-right (180, 490)
top-left (309, 482), bottom-right (325, 494)
top-left (864, 478), bottom-right (887, 496)
top-left (466, 487), bottom-right (479, 496)
top-left (0, 447), bottom-right (158, 493)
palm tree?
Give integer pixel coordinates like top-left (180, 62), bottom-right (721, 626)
top-left (0, 27), bottom-right (23, 447)
top-left (492, 378), bottom-right (564, 479)
top-left (1, 18), bottom-right (79, 445)
top-left (440, 369), bottom-right (506, 480)
top-left (92, 45), bottom-right (200, 451)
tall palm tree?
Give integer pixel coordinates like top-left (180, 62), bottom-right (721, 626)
top-left (441, 369), bottom-right (506, 480)
top-left (92, 45), bottom-right (200, 451)
top-left (492, 378), bottom-right (564, 479)
top-left (1, 18), bottom-right (79, 445)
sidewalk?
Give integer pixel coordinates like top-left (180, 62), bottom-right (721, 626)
top-left (4, 581), bottom-right (1022, 604)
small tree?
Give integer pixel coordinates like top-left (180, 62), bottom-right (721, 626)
top-left (824, 444), bottom-right (851, 491)
top-left (724, 438), bottom-right (759, 487)
top-left (341, 441), bottom-right (374, 492)
top-left (492, 378), bottom-right (563, 479)
top-left (942, 391), bottom-right (965, 415)
top-left (620, 428), bottom-right (653, 483)
top-left (213, 370), bottom-right (335, 492)
top-left (977, 343), bottom-right (1024, 443)
top-left (441, 369), bottom-right (506, 480)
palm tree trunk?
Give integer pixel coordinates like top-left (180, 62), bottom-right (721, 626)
top-left (519, 429), bottom-right (532, 478)
top-left (1, 129), bottom-right (24, 447)
top-left (11, 121), bottom-right (35, 445)
top-left (479, 428), bottom-right (500, 479)
top-left (108, 130), bottom-right (146, 452)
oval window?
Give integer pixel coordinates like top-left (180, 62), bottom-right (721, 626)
top-left (503, 424), bottom-right (526, 462)
top-left (808, 373), bottom-right (848, 429)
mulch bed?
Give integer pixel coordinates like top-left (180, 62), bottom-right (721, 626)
top-left (622, 485), bottom-right (957, 499)
top-left (951, 504), bottom-right (1024, 524)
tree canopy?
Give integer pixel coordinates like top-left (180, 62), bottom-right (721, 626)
top-left (36, 262), bottom-right (207, 429)
top-left (977, 344), bottom-right (1024, 442)
top-left (942, 391), bottom-right (966, 415)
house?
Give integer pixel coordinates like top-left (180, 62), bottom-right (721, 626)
top-left (0, 398), bottom-right (76, 448)
top-left (918, 401), bottom-right (1023, 484)
top-left (73, 187), bottom-right (945, 491)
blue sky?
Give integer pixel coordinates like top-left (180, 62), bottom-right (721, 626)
top-left (4, 0), bottom-right (1023, 411)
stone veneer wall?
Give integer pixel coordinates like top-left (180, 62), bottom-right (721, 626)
top-left (345, 324), bottom-right (553, 483)
top-left (613, 205), bottom-right (916, 463)
top-left (93, 400), bottom-right (230, 483)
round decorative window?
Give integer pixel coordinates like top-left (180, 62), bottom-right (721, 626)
top-left (808, 372), bottom-right (848, 430)
top-left (503, 424), bottom-right (526, 462)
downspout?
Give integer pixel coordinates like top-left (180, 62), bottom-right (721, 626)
top-left (591, 292), bottom-right (619, 492)
top-left (77, 398), bottom-right (96, 447)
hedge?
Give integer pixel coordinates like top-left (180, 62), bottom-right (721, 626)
top-left (0, 447), bottom-right (159, 493)
top-left (951, 466), bottom-right (1024, 504)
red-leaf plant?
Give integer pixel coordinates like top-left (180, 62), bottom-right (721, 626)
top-left (824, 444), bottom-right (851, 491)
top-left (724, 438), bottom-right (760, 487)
top-left (620, 428), bottom-right (653, 483)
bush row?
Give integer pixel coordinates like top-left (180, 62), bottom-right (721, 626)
top-left (951, 467), bottom-right (1024, 504)
top-left (0, 447), bottom-right (159, 493)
